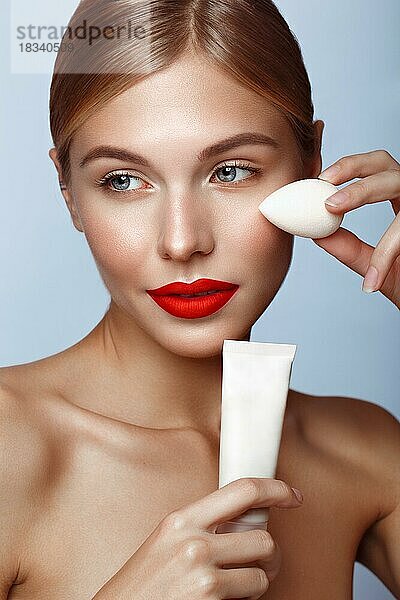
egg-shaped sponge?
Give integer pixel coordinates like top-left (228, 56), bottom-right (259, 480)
top-left (258, 178), bottom-right (343, 238)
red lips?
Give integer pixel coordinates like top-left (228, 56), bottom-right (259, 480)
top-left (146, 278), bottom-right (239, 319)
top-left (147, 278), bottom-right (237, 296)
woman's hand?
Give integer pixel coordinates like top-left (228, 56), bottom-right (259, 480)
top-left (91, 477), bottom-right (303, 600)
top-left (312, 149), bottom-right (400, 309)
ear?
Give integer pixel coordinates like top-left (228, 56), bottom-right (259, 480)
top-left (48, 147), bottom-right (84, 233)
top-left (303, 119), bottom-right (325, 179)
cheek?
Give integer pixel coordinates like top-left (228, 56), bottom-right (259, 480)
top-left (252, 232), bottom-right (293, 309)
top-left (81, 208), bottom-right (150, 284)
top-left (239, 215), bottom-right (293, 291)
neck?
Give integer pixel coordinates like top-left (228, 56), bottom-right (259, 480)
top-left (67, 299), bottom-right (250, 437)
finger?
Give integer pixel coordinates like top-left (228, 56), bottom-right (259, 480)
top-left (243, 541), bottom-right (282, 587)
top-left (217, 530), bottom-right (282, 588)
top-left (218, 564), bottom-right (269, 599)
top-left (312, 227), bottom-right (372, 276)
top-left (177, 478), bottom-right (303, 532)
top-left (319, 149), bottom-right (400, 183)
top-left (210, 529), bottom-right (277, 567)
top-left (319, 150), bottom-right (400, 215)
top-left (363, 214), bottom-right (400, 293)
top-left (322, 169), bottom-right (400, 215)
top-left (312, 226), bottom-right (400, 299)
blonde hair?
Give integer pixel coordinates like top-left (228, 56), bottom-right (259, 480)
top-left (50, 0), bottom-right (318, 185)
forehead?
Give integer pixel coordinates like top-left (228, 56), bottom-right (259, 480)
top-left (70, 51), bottom-right (292, 158)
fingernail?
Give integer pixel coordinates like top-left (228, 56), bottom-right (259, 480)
top-left (291, 487), bottom-right (303, 502)
top-left (362, 265), bottom-right (379, 293)
top-left (319, 164), bottom-right (341, 180)
top-left (324, 190), bottom-right (347, 207)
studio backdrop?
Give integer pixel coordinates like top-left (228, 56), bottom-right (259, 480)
top-left (1, 1), bottom-right (399, 598)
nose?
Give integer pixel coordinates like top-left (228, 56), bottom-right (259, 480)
top-left (157, 192), bottom-right (215, 261)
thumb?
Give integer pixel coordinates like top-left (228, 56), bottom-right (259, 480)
top-left (312, 226), bottom-right (373, 279)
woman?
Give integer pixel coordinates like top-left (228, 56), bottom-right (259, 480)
top-left (1, 1), bottom-right (399, 598)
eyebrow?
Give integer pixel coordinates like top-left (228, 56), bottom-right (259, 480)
top-left (78, 132), bottom-right (280, 169)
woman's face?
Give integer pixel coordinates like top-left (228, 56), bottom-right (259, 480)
top-left (53, 51), bottom-right (320, 358)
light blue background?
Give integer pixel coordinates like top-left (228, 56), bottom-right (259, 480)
top-left (1, 1), bottom-right (399, 598)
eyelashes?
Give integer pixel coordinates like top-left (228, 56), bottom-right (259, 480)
top-left (210, 161), bottom-right (262, 185)
top-left (94, 171), bottom-right (147, 193)
top-left (94, 160), bottom-right (262, 195)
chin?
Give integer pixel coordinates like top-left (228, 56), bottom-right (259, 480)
top-left (146, 317), bottom-right (255, 360)
top-left (160, 339), bottom-right (228, 360)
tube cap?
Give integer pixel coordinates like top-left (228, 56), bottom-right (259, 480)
top-left (216, 521), bottom-right (268, 534)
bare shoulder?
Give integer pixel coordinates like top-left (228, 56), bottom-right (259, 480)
top-left (0, 363), bottom-right (57, 474)
top-left (0, 368), bottom-right (51, 470)
top-left (287, 389), bottom-right (400, 595)
top-left (0, 369), bottom-right (52, 590)
top-left (289, 387), bottom-right (400, 515)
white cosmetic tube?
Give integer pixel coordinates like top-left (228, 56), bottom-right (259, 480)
top-left (216, 340), bottom-right (297, 534)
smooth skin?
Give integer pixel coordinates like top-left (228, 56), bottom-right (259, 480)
top-left (0, 49), bottom-right (399, 599)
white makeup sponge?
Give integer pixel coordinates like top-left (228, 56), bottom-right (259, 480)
top-left (258, 178), bottom-right (343, 238)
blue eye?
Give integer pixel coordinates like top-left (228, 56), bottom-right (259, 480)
top-left (97, 172), bottom-right (143, 192)
top-left (110, 174), bottom-right (140, 191)
top-left (95, 161), bottom-right (261, 195)
top-left (212, 162), bottom-right (259, 185)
